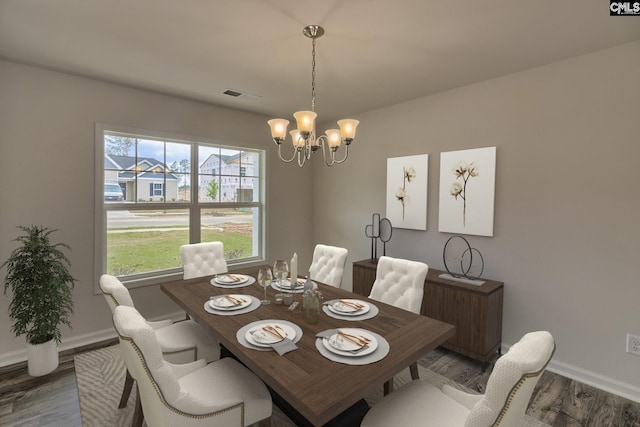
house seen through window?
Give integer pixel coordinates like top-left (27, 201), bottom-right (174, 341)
top-left (97, 128), bottom-right (264, 283)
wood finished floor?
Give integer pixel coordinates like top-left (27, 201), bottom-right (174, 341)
top-left (418, 348), bottom-right (640, 427)
top-left (1, 340), bottom-right (638, 426)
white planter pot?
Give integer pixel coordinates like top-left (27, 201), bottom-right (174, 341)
top-left (27, 339), bottom-right (59, 376)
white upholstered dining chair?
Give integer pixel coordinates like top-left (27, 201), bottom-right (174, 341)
top-left (368, 256), bottom-right (428, 314)
top-left (113, 305), bottom-right (272, 427)
top-left (368, 256), bottom-right (429, 392)
top-left (180, 241), bottom-right (228, 279)
top-left (361, 331), bottom-right (555, 427)
top-left (99, 274), bottom-right (220, 409)
top-left (308, 243), bottom-right (349, 287)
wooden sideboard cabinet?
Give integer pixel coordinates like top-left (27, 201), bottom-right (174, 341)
top-left (352, 259), bottom-right (504, 368)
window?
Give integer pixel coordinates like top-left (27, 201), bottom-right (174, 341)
top-left (95, 124), bottom-right (265, 287)
top-left (151, 183), bottom-right (164, 197)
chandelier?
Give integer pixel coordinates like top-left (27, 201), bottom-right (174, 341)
top-left (268, 25), bottom-right (359, 167)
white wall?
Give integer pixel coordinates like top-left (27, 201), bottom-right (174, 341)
top-left (313, 41), bottom-right (640, 399)
top-left (0, 59), bottom-right (313, 359)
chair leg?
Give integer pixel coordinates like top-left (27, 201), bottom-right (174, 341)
top-left (409, 362), bottom-right (420, 380)
top-left (132, 384), bottom-right (144, 427)
top-left (118, 368), bottom-right (134, 408)
top-left (384, 364), bottom-right (418, 396)
top-left (384, 379), bottom-right (393, 395)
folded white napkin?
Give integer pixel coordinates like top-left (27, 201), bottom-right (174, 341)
top-left (315, 329), bottom-right (338, 339)
top-left (270, 338), bottom-right (298, 355)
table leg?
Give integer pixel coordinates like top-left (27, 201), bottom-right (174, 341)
top-left (409, 362), bottom-right (419, 380)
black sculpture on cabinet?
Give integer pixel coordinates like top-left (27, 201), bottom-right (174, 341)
top-left (364, 213), bottom-right (393, 263)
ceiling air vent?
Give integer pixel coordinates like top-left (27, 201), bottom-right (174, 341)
top-left (223, 89), bottom-right (242, 97)
top-left (221, 88), bottom-right (261, 101)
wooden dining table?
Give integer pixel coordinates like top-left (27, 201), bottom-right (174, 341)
top-left (161, 265), bottom-right (455, 427)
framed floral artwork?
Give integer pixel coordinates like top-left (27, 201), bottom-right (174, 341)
top-left (386, 154), bottom-right (428, 230)
top-left (438, 147), bottom-right (496, 237)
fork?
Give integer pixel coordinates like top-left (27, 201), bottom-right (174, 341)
top-left (263, 326), bottom-right (285, 340)
top-left (339, 331), bottom-right (371, 344)
top-left (339, 300), bottom-right (364, 310)
top-left (333, 333), bottom-right (369, 353)
top-left (224, 295), bottom-right (245, 305)
top-left (337, 331), bottom-right (369, 347)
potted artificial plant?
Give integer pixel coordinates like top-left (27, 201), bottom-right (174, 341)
top-left (2, 225), bottom-right (75, 376)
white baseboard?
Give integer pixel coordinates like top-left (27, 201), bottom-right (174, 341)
top-left (0, 348), bottom-right (32, 369)
top-left (501, 343), bottom-right (640, 404)
top-left (0, 328), bottom-right (117, 368)
top-left (0, 310), bottom-right (186, 369)
top-left (546, 359), bottom-right (640, 403)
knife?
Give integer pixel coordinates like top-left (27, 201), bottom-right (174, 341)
top-left (224, 295), bottom-right (244, 305)
top-left (338, 331), bottom-right (369, 347)
top-left (339, 300), bottom-right (365, 310)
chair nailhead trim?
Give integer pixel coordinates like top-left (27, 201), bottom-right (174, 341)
top-left (493, 343), bottom-right (556, 426)
top-left (119, 334), bottom-right (245, 422)
top-left (106, 293), bottom-right (118, 307)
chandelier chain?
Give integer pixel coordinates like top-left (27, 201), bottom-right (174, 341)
top-left (311, 37), bottom-right (317, 113)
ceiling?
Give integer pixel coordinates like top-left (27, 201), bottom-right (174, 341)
top-left (1, 0), bottom-right (638, 123)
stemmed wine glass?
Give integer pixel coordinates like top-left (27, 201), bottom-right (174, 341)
top-left (257, 268), bottom-right (273, 305)
top-left (273, 260), bottom-right (289, 288)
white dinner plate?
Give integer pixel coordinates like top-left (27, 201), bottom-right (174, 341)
top-left (322, 329), bottom-right (378, 357)
top-left (245, 323), bottom-right (297, 348)
top-left (276, 278), bottom-right (306, 290)
top-left (208, 294), bottom-right (251, 311)
top-left (214, 274), bottom-right (249, 285)
top-left (327, 299), bottom-right (371, 316)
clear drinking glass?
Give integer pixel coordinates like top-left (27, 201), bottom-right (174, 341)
top-left (273, 260), bottom-right (289, 287)
top-left (257, 268), bottom-right (273, 305)
top-left (303, 288), bottom-right (320, 324)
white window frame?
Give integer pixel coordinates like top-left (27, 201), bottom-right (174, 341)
top-left (94, 123), bottom-right (267, 292)
top-left (152, 182), bottom-right (164, 196)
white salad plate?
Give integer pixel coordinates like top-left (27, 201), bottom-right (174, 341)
top-left (213, 274), bottom-right (249, 285)
top-left (327, 299), bottom-right (371, 316)
top-left (322, 328), bottom-right (378, 357)
top-left (245, 323), bottom-right (297, 348)
top-left (208, 294), bottom-right (251, 311)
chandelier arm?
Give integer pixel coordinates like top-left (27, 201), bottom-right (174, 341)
top-left (277, 143), bottom-right (298, 163)
top-left (306, 133), bottom-right (318, 160)
top-left (297, 149), bottom-right (307, 167)
top-left (317, 136), bottom-right (337, 167)
top-left (332, 144), bottom-right (350, 164)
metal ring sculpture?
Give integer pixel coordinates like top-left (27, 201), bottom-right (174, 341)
top-left (443, 235), bottom-right (484, 280)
